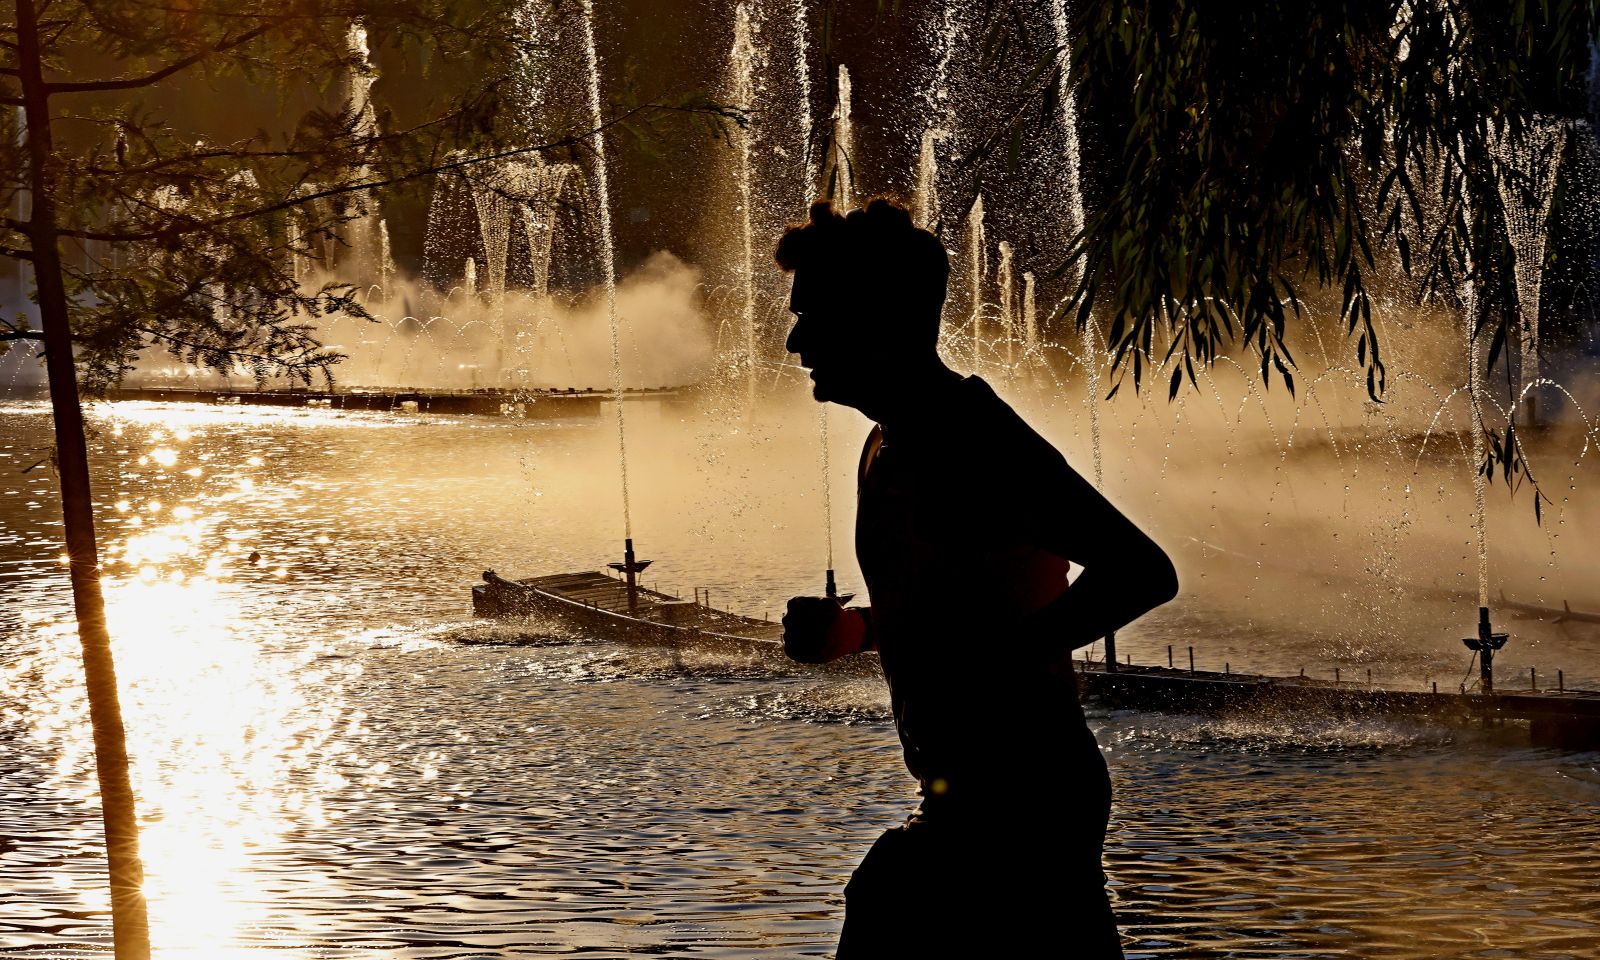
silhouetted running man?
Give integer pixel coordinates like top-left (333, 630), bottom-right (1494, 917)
top-left (777, 199), bottom-right (1178, 957)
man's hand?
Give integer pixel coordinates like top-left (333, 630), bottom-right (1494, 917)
top-left (782, 597), bottom-right (870, 663)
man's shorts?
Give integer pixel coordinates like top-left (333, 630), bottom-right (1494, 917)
top-left (835, 799), bottom-right (1123, 958)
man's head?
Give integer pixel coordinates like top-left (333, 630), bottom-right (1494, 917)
top-left (775, 199), bottom-right (950, 410)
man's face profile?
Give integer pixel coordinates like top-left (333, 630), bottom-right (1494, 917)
top-left (786, 266), bottom-right (867, 407)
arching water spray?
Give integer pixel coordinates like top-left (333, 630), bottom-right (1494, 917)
top-left (579, 0), bottom-right (633, 539)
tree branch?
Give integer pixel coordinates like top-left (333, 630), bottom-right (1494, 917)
top-left (45, 22), bottom-right (275, 94)
top-left (54, 102), bottom-right (696, 243)
top-left (0, 330), bottom-right (43, 342)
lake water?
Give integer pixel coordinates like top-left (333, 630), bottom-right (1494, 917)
top-left (2, 398), bottom-right (1598, 958)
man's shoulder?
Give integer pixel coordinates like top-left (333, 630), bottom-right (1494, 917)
top-left (954, 377), bottom-right (1066, 467)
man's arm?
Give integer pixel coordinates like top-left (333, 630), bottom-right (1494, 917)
top-left (1030, 534), bottom-right (1176, 655)
top-left (1017, 450), bottom-right (1179, 658)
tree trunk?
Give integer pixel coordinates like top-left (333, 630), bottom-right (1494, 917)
top-left (15, 2), bottom-right (152, 957)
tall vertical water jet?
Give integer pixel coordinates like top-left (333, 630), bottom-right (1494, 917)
top-left (730, 5), bottom-right (759, 401)
top-left (826, 66), bottom-right (856, 208)
top-left (791, 0), bottom-right (818, 197)
top-left (286, 219), bottom-right (303, 286)
top-left (1022, 271), bottom-right (1038, 358)
top-left (342, 21), bottom-right (388, 285)
top-left (917, 3), bottom-right (962, 236)
top-left (1084, 315), bottom-right (1104, 490)
top-left (1048, 0), bottom-right (1087, 285)
top-left (1494, 119), bottom-right (1568, 420)
top-left (913, 128), bottom-right (946, 231)
top-left (818, 403), bottom-right (835, 594)
top-left (1463, 285), bottom-right (1490, 611)
top-left (377, 219), bottom-right (393, 296)
top-left (967, 194), bottom-right (986, 365)
top-left (579, 0), bottom-right (633, 539)
top-left (792, 0), bottom-right (836, 594)
top-left (997, 241), bottom-right (1016, 370)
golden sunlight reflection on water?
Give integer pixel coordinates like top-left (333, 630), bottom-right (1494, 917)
top-left (7, 573), bottom-right (361, 957)
top-left (2, 411), bottom-right (365, 956)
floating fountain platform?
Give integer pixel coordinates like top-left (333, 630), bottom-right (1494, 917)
top-left (472, 562), bottom-right (1600, 748)
top-left (473, 568), bottom-right (874, 679)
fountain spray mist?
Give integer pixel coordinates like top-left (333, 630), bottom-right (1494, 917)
top-left (580, 0), bottom-right (632, 539)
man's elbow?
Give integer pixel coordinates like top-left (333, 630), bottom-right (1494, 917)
top-left (1150, 551), bottom-right (1179, 608)
top-left (1133, 540), bottom-right (1179, 612)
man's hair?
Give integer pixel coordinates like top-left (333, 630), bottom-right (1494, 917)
top-left (775, 198), bottom-right (950, 344)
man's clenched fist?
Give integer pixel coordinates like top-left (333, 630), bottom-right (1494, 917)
top-left (782, 596), bottom-right (871, 663)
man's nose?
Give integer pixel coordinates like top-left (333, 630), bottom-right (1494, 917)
top-left (785, 317), bottom-right (804, 356)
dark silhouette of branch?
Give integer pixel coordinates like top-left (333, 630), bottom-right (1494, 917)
top-left (45, 22), bottom-right (275, 94)
top-left (50, 102), bottom-right (721, 243)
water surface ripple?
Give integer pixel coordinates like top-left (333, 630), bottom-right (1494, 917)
top-left (2, 402), bottom-right (1597, 958)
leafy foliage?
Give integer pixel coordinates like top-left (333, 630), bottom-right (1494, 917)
top-left (1064, 0), bottom-right (1596, 403)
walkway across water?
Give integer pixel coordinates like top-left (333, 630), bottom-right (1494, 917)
top-left (107, 384), bottom-right (685, 417)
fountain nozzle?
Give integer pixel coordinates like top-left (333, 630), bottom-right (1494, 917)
top-left (1462, 605), bottom-right (1509, 694)
top-left (824, 569), bottom-right (854, 606)
top-left (608, 537), bottom-right (652, 616)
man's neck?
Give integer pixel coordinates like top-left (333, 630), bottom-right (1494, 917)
top-left (860, 359), bottom-right (967, 434)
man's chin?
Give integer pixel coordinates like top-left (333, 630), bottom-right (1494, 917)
top-left (810, 379), bottom-right (858, 410)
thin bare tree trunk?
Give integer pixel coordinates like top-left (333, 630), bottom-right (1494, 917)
top-left (15, 1), bottom-right (152, 956)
